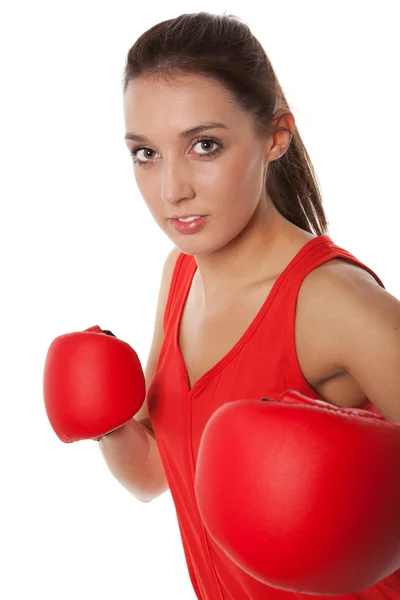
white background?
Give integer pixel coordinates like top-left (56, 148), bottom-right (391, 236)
top-left (1, 1), bottom-right (399, 598)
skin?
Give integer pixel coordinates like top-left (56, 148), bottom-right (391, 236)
top-left (122, 73), bottom-right (400, 424)
top-left (123, 73), bottom-right (313, 310)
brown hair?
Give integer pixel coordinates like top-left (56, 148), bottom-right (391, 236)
top-left (122, 11), bottom-right (329, 236)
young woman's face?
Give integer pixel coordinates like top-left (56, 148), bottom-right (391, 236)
top-left (123, 73), bottom-right (272, 255)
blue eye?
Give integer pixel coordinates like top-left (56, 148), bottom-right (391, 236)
top-left (130, 137), bottom-right (223, 167)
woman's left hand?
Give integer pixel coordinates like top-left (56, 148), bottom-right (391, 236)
top-left (194, 390), bottom-right (400, 594)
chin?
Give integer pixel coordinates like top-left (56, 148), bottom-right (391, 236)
top-left (171, 236), bottom-right (232, 257)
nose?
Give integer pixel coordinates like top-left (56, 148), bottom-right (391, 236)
top-left (160, 156), bottom-right (195, 206)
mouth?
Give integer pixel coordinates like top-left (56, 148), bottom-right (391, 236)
top-left (169, 215), bottom-right (209, 234)
top-left (169, 215), bottom-right (208, 220)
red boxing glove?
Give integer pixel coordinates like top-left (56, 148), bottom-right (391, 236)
top-left (194, 390), bottom-right (400, 595)
top-left (43, 325), bottom-right (145, 443)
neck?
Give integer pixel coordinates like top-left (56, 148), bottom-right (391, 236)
top-left (193, 200), bottom-right (314, 309)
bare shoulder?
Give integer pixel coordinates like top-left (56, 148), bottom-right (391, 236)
top-left (296, 256), bottom-right (400, 420)
top-left (164, 246), bottom-right (181, 274)
top-left (134, 246), bottom-right (181, 433)
top-left (301, 257), bottom-right (380, 294)
top-left (295, 256), bottom-right (391, 376)
top-left (297, 257), bottom-right (384, 331)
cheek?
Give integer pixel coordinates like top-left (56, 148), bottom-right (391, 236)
top-left (217, 152), bottom-right (262, 192)
top-left (214, 158), bottom-right (263, 210)
top-left (134, 171), bottom-right (150, 196)
top-left (237, 152), bottom-right (264, 186)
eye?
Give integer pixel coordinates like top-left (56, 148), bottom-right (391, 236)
top-left (129, 136), bottom-right (223, 167)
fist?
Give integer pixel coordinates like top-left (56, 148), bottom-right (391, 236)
top-left (194, 390), bottom-right (400, 594)
top-left (43, 325), bottom-right (145, 442)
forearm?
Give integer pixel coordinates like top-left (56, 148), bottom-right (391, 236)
top-left (98, 419), bottom-right (168, 503)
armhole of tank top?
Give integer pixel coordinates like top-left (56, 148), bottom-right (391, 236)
top-left (333, 249), bottom-right (386, 289)
top-left (285, 253), bottom-right (385, 409)
top-left (357, 264), bottom-right (385, 289)
top-left (163, 252), bottom-right (186, 333)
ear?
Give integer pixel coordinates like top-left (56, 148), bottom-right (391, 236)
top-left (266, 110), bottom-right (296, 163)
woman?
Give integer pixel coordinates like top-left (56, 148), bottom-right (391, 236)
top-left (71, 11), bottom-right (400, 600)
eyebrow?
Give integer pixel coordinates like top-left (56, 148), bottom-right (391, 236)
top-left (124, 121), bottom-right (229, 143)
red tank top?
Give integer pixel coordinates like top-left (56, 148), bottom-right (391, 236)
top-left (147, 234), bottom-right (400, 600)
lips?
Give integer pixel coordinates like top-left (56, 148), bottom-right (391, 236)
top-left (170, 215), bottom-right (206, 219)
top-left (170, 215), bottom-right (208, 234)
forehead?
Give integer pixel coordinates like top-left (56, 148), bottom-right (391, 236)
top-left (123, 73), bottom-right (240, 124)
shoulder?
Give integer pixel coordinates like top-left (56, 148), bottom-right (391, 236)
top-left (296, 257), bottom-right (400, 421)
top-left (163, 247), bottom-right (194, 278)
top-left (298, 257), bottom-right (384, 311)
top-left (296, 257), bottom-right (400, 371)
top-left (164, 246), bottom-right (182, 274)
top-left (152, 247), bottom-right (182, 325)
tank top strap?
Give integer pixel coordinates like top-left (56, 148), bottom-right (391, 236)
top-left (275, 235), bottom-right (385, 414)
top-left (163, 252), bottom-right (196, 333)
top-left (278, 235), bottom-right (385, 363)
top-left (283, 235), bottom-right (385, 294)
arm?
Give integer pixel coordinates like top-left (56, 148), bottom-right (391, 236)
top-left (297, 261), bottom-right (400, 422)
top-left (195, 262), bottom-right (400, 594)
top-left (98, 419), bottom-right (165, 503)
top-left (98, 247), bottom-right (180, 502)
